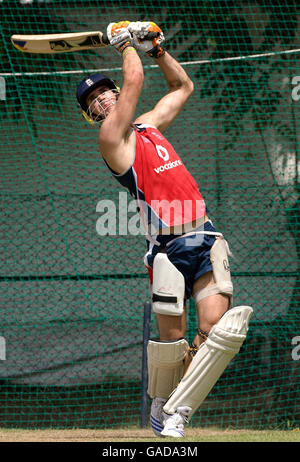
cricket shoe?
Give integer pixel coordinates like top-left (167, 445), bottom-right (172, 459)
top-left (161, 406), bottom-right (191, 438)
top-left (150, 397), bottom-right (167, 437)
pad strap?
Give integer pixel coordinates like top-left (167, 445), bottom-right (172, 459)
top-left (197, 328), bottom-right (209, 342)
top-left (152, 293), bottom-right (178, 304)
top-left (193, 282), bottom-right (233, 303)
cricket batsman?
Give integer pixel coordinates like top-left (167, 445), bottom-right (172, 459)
top-left (75, 21), bottom-right (253, 437)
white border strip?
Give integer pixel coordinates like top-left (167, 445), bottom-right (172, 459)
top-left (1, 48), bottom-right (300, 77)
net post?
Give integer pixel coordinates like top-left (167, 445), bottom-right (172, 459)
top-left (140, 300), bottom-right (151, 428)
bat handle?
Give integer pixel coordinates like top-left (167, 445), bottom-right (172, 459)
top-left (145, 32), bottom-right (161, 40)
top-left (101, 32), bottom-right (109, 45)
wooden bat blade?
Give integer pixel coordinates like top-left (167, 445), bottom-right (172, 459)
top-left (11, 31), bottom-right (109, 53)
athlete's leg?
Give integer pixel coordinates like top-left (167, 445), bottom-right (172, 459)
top-left (181, 271), bottom-right (229, 373)
top-left (193, 271), bottom-right (230, 345)
top-left (162, 268), bottom-right (252, 426)
top-left (161, 240), bottom-right (253, 437)
top-left (148, 308), bottom-right (188, 437)
top-left (155, 310), bottom-right (187, 341)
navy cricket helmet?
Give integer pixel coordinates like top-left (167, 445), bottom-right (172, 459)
top-left (76, 73), bottom-right (118, 113)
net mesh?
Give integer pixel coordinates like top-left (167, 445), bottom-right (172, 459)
top-left (0, 0), bottom-right (299, 429)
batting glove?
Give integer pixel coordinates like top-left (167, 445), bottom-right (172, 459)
top-left (128, 21), bottom-right (165, 58)
top-left (107, 21), bottom-right (132, 53)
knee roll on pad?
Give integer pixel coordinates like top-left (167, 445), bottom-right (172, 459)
top-left (163, 305), bottom-right (253, 418)
top-left (147, 339), bottom-right (189, 399)
top-left (193, 237), bottom-right (233, 306)
top-left (152, 252), bottom-right (185, 316)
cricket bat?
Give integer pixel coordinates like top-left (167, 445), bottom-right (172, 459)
top-left (11, 31), bottom-right (110, 53)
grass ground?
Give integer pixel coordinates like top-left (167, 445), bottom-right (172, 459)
top-left (0, 427), bottom-right (299, 442)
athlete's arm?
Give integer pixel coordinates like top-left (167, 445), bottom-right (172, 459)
top-left (99, 47), bottom-right (144, 173)
top-left (134, 52), bottom-right (194, 132)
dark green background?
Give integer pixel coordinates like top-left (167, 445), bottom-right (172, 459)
top-left (0, 0), bottom-right (299, 429)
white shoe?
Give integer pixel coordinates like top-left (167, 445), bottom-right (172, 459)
top-left (150, 397), bottom-right (167, 437)
top-left (160, 406), bottom-right (191, 438)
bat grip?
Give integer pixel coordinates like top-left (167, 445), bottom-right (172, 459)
top-left (145, 32), bottom-right (161, 40)
top-left (102, 32), bottom-right (109, 45)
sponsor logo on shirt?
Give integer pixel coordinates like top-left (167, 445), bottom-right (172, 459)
top-left (151, 131), bottom-right (164, 140)
top-left (154, 159), bottom-right (183, 174)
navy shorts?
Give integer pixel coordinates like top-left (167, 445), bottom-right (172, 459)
top-left (145, 221), bottom-right (218, 299)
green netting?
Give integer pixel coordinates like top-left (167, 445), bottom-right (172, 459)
top-left (0, 0), bottom-right (299, 430)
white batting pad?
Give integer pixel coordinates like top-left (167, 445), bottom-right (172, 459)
top-left (147, 339), bottom-right (189, 399)
top-left (152, 252), bottom-right (185, 316)
top-left (163, 305), bottom-right (253, 417)
top-left (193, 237), bottom-right (233, 306)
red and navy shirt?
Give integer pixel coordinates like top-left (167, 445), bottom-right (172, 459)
top-left (106, 123), bottom-right (206, 238)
